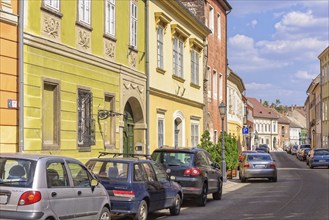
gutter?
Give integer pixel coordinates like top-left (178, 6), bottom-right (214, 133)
top-left (225, 9), bottom-right (232, 132)
top-left (145, 0), bottom-right (150, 155)
top-left (18, 0), bottom-right (24, 152)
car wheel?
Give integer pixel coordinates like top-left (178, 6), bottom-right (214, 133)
top-left (212, 180), bottom-right (222, 200)
top-left (99, 207), bottom-right (111, 220)
top-left (169, 194), bottom-right (181, 216)
top-left (134, 200), bottom-right (148, 220)
top-left (197, 183), bottom-right (208, 207)
top-left (241, 176), bottom-right (247, 183)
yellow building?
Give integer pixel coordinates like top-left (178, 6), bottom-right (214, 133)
top-left (227, 68), bottom-right (245, 152)
top-left (23, 0), bottom-right (146, 161)
top-left (0, 0), bottom-right (19, 153)
top-left (148, 0), bottom-right (210, 152)
top-left (319, 46), bottom-right (329, 148)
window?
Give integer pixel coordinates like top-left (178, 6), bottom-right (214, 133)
top-left (158, 116), bottom-right (164, 148)
top-left (130, 1), bottom-right (137, 48)
top-left (207, 67), bottom-right (211, 98)
top-left (151, 162), bottom-right (167, 182)
top-left (217, 13), bottom-right (221, 39)
top-left (173, 37), bottom-right (183, 77)
top-left (157, 26), bottom-right (164, 69)
top-left (142, 163), bottom-right (156, 182)
top-left (219, 73), bottom-right (223, 101)
top-left (77, 89), bottom-right (95, 149)
top-left (44, 0), bottom-right (59, 11)
top-left (209, 6), bottom-right (214, 32)
top-left (78, 0), bottom-right (91, 25)
top-left (68, 163), bottom-right (92, 187)
top-left (43, 81), bottom-right (60, 150)
top-left (104, 95), bottom-right (115, 148)
top-left (105, 0), bottom-right (115, 37)
top-left (191, 49), bottom-right (199, 85)
top-left (46, 162), bottom-right (69, 187)
top-left (191, 123), bottom-right (199, 147)
top-left (213, 71), bottom-right (217, 99)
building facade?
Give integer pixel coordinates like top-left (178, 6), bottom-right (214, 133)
top-left (179, 0), bottom-right (232, 143)
top-left (247, 97), bottom-right (279, 151)
top-left (227, 67), bottom-right (245, 152)
top-left (319, 46), bottom-right (329, 148)
top-left (0, 0), bottom-right (19, 153)
top-left (23, 0), bottom-right (146, 160)
top-left (149, 0), bottom-right (211, 152)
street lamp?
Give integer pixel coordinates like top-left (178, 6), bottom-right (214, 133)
top-left (219, 101), bottom-right (227, 182)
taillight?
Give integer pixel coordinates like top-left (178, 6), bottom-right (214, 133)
top-left (243, 163), bottom-right (250, 168)
top-left (270, 163), bottom-right (276, 169)
top-left (113, 190), bottom-right (135, 198)
top-left (184, 168), bottom-right (201, 176)
top-left (18, 191), bottom-right (41, 206)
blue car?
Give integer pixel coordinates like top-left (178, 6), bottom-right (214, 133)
top-left (85, 153), bottom-right (183, 220)
top-left (308, 148), bottom-right (329, 169)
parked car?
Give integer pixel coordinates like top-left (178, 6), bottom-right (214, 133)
top-left (239, 153), bottom-right (277, 182)
top-left (85, 152), bottom-right (183, 220)
top-left (296, 145), bottom-right (311, 160)
top-left (0, 153), bottom-right (111, 220)
top-left (258, 144), bottom-right (270, 153)
top-left (151, 147), bottom-right (222, 207)
top-left (238, 150), bottom-right (257, 170)
top-left (298, 148), bottom-right (312, 161)
top-left (307, 148), bottom-right (329, 169)
top-left (255, 148), bottom-right (267, 153)
top-left (290, 145), bottom-right (299, 155)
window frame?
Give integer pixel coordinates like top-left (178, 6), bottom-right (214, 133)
top-left (191, 122), bottom-right (199, 148)
top-left (43, 0), bottom-right (60, 11)
top-left (209, 6), bottom-right (214, 32)
top-left (103, 93), bottom-right (116, 149)
top-left (78, 0), bottom-right (91, 26)
top-left (191, 48), bottom-right (199, 85)
top-left (157, 26), bottom-right (164, 69)
top-left (157, 114), bottom-right (165, 148)
top-left (173, 36), bottom-right (184, 78)
top-left (130, 0), bottom-right (138, 49)
top-left (217, 13), bottom-right (221, 39)
top-left (105, 0), bottom-right (116, 38)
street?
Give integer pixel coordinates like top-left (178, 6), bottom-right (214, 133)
top-left (115, 152), bottom-right (329, 220)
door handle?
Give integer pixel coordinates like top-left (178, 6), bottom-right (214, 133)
top-left (77, 191), bottom-right (82, 195)
top-left (51, 192), bottom-right (57, 197)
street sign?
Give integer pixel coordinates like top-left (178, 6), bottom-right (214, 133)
top-left (242, 127), bottom-right (249, 135)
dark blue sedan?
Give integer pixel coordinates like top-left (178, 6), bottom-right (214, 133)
top-left (308, 148), bottom-right (329, 169)
top-left (85, 153), bottom-right (183, 220)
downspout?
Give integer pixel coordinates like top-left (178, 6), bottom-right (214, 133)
top-left (19, 0), bottom-right (24, 152)
top-left (225, 9), bottom-right (231, 132)
top-left (145, 0), bottom-right (150, 155)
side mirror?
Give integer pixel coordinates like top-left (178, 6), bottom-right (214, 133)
top-left (91, 179), bottom-right (98, 187)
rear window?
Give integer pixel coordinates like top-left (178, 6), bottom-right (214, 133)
top-left (0, 158), bottom-right (36, 188)
top-left (247, 154), bottom-right (272, 161)
top-left (152, 151), bottom-right (193, 166)
top-left (314, 150), bottom-right (329, 155)
top-left (87, 161), bottom-right (129, 181)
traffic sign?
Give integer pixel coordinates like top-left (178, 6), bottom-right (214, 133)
top-left (242, 127), bottom-right (249, 135)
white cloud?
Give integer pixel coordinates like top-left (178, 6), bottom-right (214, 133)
top-left (247, 20), bottom-right (258, 28)
top-left (246, 82), bottom-right (273, 90)
top-left (294, 70), bottom-right (318, 80)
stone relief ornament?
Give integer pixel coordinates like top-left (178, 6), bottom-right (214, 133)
top-left (105, 41), bottom-right (115, 58)
top-left (78, 30), bottom-right (90, 49)
top-left (44, 17), bottom-right (59, 38)
top-left (129, 52), bottom-right (137, 68)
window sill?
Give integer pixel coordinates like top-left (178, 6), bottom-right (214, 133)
top-left (190, 83), bottom-right (201, 89)
top-left (172, 75), bottom-right (185, 83)
top-left (156, 67), bottom-right (166, 74)
top-left (40, 6), bottom-right (63, 18)
top-left (42, 144), bottom-right (60, 151)
top-left (128, 45), bottom-right (138, 53)
top-left (76, 21), bottom-right (93, 31)
top-left (103, 33), bottom-right (117, 42)
top-left (78, 146), bottom-right (91, 152)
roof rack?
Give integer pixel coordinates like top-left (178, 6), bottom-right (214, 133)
top-left (98, 152), bottom-right (151, 159)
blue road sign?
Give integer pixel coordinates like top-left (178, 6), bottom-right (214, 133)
top-left (242, 127), bottom-right (249, 135)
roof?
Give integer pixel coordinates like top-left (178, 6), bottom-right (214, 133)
top-left (246, 97), bottom-right (279, 119)
top-left (0, 153), bottom-right (80, 162)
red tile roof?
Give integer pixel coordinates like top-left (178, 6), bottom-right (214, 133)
top-left (246, 97), bottom-right (279, 119)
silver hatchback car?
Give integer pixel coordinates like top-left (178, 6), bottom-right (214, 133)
top-left (0, 153), bottom-right (111, 220)
top-left (239, 153), bottom-right (277, 182)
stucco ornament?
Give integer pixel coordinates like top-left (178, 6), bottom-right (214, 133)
top-left (105, 41), bottom-right (115, 58)
top-left (129, 52), bottom-right (137, 68)
top-left (78, 30), bottom-right (90, 49)
top-left (44, 17), bottom-right (59, 38)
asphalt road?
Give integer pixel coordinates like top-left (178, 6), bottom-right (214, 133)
top-left (114, 152), bottom-right (329, 220)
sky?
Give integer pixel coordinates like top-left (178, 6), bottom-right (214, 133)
top-left (227, 0), bottom-right (329, 106)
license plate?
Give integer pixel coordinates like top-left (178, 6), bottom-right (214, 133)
top-left (0, 195), bottom-right (8, 204)
top-left (254, 165), bottom-right (265, 168)
top-left (319, 160), bottom-right (325, 162)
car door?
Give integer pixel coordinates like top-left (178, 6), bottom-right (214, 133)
top-left (204, 151), bottom-right (220, 192)
top-left (45, 160), bottom-right (76, 220)
top-left (66, 161), bottom-right (100, 220)
top-left (141, 162), bottom-right (165, 211)
top-left (197, 151), bottom-right (217, 192)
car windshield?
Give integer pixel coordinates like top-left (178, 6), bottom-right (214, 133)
top-left (0, 157), bottom-right (36, 188)
top-left (87, 161), bottom-right (129, 181)
top-left (152, 151), bottom-right (193, 166)
top-left (248, 154), bottom-right (272, 161)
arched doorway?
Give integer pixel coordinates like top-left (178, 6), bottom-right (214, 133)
top-left (123, 102), bottom-right (134, 155)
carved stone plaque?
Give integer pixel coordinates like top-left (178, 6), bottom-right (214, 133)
top-left (76, 26), bottom-right (91, 53)
top-left (41, 12), bottom-right (61, 41)
top-left (104, 38), bottom-right (116, 61)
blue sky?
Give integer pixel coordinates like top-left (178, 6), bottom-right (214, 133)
top-left (227, 0), bottom-right (329, 106)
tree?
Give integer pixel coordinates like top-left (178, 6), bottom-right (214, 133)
top-left (263, 100), bottom-right (269, 107)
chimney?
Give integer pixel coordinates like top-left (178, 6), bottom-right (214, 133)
top-left (260, 99), bottom-right (262, 104)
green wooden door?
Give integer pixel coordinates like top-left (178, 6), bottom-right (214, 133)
top-left (123, 104), bottom-right (134, 155)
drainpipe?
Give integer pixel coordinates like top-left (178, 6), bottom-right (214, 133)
top-left (145, 0), bottom-right (150, 155)
top-left (225, 9), bottom-right (231, 132)
top-left (18, 0), bottom-right (24, 152)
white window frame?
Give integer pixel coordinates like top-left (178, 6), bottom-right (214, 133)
top-left (173, 37), bottom-right (184, 77)
top-left (191, 49), bottom-right (199, 85)
top-left (44, 0), bottom-right (60, 11)
top-left (213, 70), bottom-right (217, 100)
top-left (191, 121), bottom-right (199, 148)
top-left (78, 0), bottom-right (91, 25)
top-left (209, 6), bottom-right (214, 32)
top-left (157, 26), bottom-right (164, 69)
top-left (219, 73), bottom-right (223, 101)
top-left (105, 0), bottom-right (116, 37)
top-left (130, 1), bottom-right (137, 48)
top-left (157, 114), bottom-right (165, 148)
top-left (207, 67), bottom-right (211, 98)
top-left (217, 13), bottom-right (221, 39)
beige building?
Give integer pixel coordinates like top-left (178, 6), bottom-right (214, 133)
top-left (318, 46), bottom-right (329, 148)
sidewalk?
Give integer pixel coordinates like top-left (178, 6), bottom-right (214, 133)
top-left (223, 172), bottom-right (241, 190)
